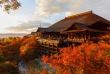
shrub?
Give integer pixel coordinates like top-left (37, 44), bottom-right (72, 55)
top-left (42, 42), bottom-right (110, 74)
top-left (40, 69), bottom-right (49, 74)
top-left (0, 61), bottom-right (18, 74)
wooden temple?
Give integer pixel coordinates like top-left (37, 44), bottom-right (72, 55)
top-left (35, 11), bottom-right (110, 56)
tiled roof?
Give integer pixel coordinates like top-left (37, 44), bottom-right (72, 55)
top-left (37, 11), bottom-right (110, 33)
top-left (47, 11), bottom-right (110, 32)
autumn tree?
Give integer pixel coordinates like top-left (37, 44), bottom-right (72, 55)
top-left (0, 37), bottom-right (21, 73)
top-left (20, 37), bottom-right (39, 62)
top-left (40, 69), bottom-right (49, 74)
top-left (0, 61), bottom-right (18, 74)
top-left (0, 49), bottom-right (7, 63)
top-left (42, 42), bottom-right (110, 74)
top-left (0, 0), bottom-right (21, 13)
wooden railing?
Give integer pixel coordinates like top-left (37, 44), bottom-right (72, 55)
top-left (64, 39), bottom-right (85, 42)
top-left (38, 38), bottom-right (60, 44)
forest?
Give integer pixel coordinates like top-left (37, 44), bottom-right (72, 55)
top-left (0, 36), bottom-right (39, 74)
top-left (0, 35), bottom-right (110, 74)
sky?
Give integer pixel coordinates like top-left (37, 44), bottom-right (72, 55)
top-left (0, 0), bottom-right (110, 33)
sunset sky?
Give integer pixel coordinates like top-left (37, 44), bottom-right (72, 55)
top-left (0, 0), bottom-right (110, 33)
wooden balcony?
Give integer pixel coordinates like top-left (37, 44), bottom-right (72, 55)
top-left (38, 38), bottom-right (60, 56)
top-left (38, 38), bottom-right (85, 56)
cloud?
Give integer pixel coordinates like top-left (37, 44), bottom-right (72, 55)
top-left (35, 0), bottom-right (72, 16)
top-left (6, 21), bottom-right (51, 33)
top-left (35, 0), bottom-right (110, 18)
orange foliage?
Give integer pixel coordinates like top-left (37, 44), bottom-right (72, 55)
top-left (20, 36), bottom-right (27, 42)
top-left (20, 37), bottom-right (39, 62)
top-left (40, 69), bottom-right (49, 74)
top-left (42, 42), bottom-right (110, 74)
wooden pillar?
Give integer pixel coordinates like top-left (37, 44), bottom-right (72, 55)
top-left (85, 35), bottom-right (86, 40)
top-left (52, 43), bottom-right (54, 54)
top-left (41, 42), bottom-right (43, 55)
top-left (44, 42), bottom-right (46, 55)
top-left (49, 35), bottom-right (50, 38)
top-left (84, 34), bottom-right (86, 43)
top-left (68, 33), bottom-right (70, 39)
top-left (82, 34), bottom-right (83, 39)
top-left (48, 43), bottom-right (50, 56)
top-left (88, 34), bottom-right (90, 40)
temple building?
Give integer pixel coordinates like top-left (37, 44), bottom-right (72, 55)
top-left (36, 11), bottom-right (110, 42)
top-left (35, 11), bottom-right (110, 56)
